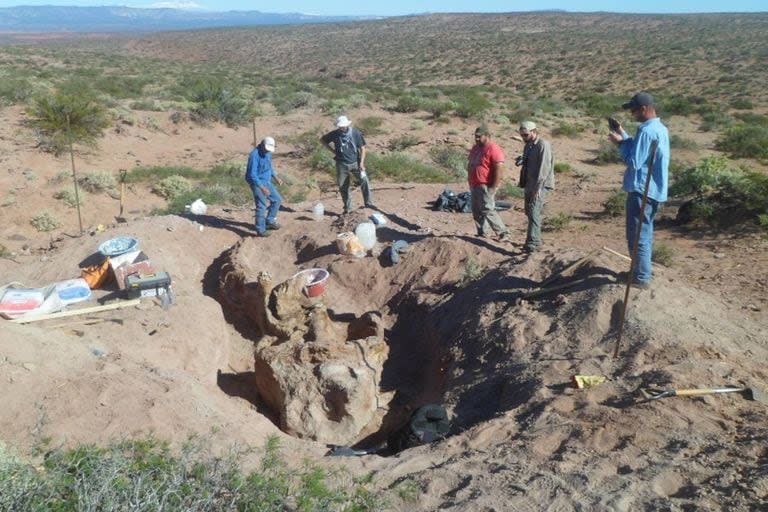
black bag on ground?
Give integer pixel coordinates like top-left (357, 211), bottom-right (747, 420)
top-left (387, 404), bottom-right (451, 454)
top-left (433, 189), bottom-right (472, 213)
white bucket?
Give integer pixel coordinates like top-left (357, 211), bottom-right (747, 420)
top-left (355, 222), bottom-right (376, 250)
top-left (312, 202), bottom-right (324, 220)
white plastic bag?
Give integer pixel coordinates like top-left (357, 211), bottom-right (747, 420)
top-left (189, 198), bottom-right (207, 215)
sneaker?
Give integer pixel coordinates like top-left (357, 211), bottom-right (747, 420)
top-left (364, 203), bottom-right (377, 209)
top-left (266, 222), bottom-right (280, 230)
top-left (256, 231), bottom-right (270, 238)
top-left (630, 280), bottom-right (651, 290)
top-left (523, 245), bottom-right (537, 253)
top-left (498, 233), bottom-right (513, 243)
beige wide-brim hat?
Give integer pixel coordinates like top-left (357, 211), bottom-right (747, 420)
top-left (336, 115), bottom-right (352, 128)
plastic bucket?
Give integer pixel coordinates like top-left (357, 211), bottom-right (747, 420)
top-left (293, 268), bottom-right (330, 297)
top-left (98, 236), bottom-right (139, 257)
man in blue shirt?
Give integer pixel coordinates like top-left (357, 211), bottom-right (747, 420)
top-left (245, 136), bottom-right (283, 237)
top-left (321, 115), bottom-right (374, 214)
top-left (609, 92), bottom-right (670, 288)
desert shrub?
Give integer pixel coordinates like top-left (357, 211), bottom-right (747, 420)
top-left (275, 91), bottom-right (316, 114)
top-left (554, 162), bottom-right (573, 174)
top-left (367, 152), bottom-right (451, 183)
top-left (30, 211), bottom-right (62, 232)
top-left (125, 166), bottom-right (202, 184)
top-left (758, 214), bottom-right (768, 230)
top-left (716, 122), bottom-right (768, 160)
top-left (392, 95), bottom-right (425, 113)
top-left (92, 75), bottom-right (150, 100)
top-left (576, 93), bottom-right (626, 117)
top-left (26, 89), bottom-right (110, 155)
top-left (729, 97), bottom-right (753, 110)
top-left (78, 171), bottom-right (117, 194)
top-left (152, 175), bottom-right (194, 199)
top-left (0, 77), bottom-right (33, 105)
top-left (659, 94), bottom-right (696, 116)
top-left (699, 110), bottom-right (733, 132)
top-left (458, 257), bottom-right (486, 287)
top-left (552, 122), bottom-right (583, 138)
top-left (429, 145), bottom-right (467, 179)
top-left (496, 181), bottom-right (524, 200)
top-left (161, 163), bottom-right (252, 214)
top-left (669, 134), bottom-right (698, 150)
top-left (424, 99), bottom-right (457, 119)
top-left (652, 243), bottom-right (674, 266)
top-left (129, 99), bottom-right (160, 111)
top-left (543, 212), bottom-right (572, 231)
top-left (452, 90), bottom-right (492, 119)
top-left (356, 116), bottom-right (385, 136)
top-left (0, 244), bottom-right (10, 258)
top-left (187, 79), bottom-right (251, 127)
top-left (671, 156), bottom-right (768, 226)
top-left (388, 135), bottom-right (420, 151)
top-left (54, 188), bottom-right (83, 208)
top-left (603, 190), bottom-right (627, 217)
top-left (0, 437), bottom-right (388, 511)
top-left (594, 141), bottom-right (623, 165)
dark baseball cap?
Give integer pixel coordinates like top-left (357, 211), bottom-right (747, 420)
top-left (622, 92), bottom-right (655, 110)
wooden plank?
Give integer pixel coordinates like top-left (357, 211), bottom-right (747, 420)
top-left (9, 299), bottom-right (141, 324)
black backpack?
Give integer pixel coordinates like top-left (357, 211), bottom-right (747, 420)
top-left (387, 404), bottom-right (451, 454)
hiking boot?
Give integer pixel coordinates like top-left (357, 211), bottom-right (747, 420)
top-left (364, 203), bottom-right (377, 209)
top-left (498, 233), bottom-right (513, 243)
top-left (523, 245), bottom-right (537, 253)
top-left (266, 222), bottom-right (280, 230)
top-left (256, 231), bottom-right (270, 238)
top-left (630, 280), bottom-right (651, 290)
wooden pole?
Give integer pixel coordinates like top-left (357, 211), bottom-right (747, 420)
top-left (67, 114), bottom-right (84, 235)
top-left (614, 140), bottom-right (658, 359)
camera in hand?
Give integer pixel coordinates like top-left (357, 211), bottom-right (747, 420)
top-left (607, 117), bottom-right (621, 132)
top-left (515, 155), bottom-right (525, 167)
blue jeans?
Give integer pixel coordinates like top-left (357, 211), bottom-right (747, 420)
top-left (251, 182), bottom-right (282, 235)
top-left (626, 192), bottom-right (659, 284)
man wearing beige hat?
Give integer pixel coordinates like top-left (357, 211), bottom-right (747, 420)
top-left (467, 125), bottom-right (512, 242)
top-left (516, 121), bottom-right (554, 253)
top-left (321, 115), bottom-right (374, 214)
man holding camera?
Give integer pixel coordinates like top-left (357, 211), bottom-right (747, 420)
top-left (321, 115), bottom-right (374, 214)
top-left (608, 92), bottom-right (670, 289)
top-left (516, 121), bottom-right (554, 253)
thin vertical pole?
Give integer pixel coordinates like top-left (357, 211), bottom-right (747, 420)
top-left (67, 114), bottom-right (84, 235)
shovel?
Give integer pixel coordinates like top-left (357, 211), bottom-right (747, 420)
top-left (116, 169), bottom-right (127, 223)
top-left (639, 386), bottom-right (768, 404)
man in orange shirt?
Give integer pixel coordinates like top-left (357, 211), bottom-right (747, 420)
top-left (467, 125), bottom-right (511, 242)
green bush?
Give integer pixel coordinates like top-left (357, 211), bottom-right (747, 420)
top-left (603, 189), bottom-right (627, 217)
top-left (652, 243), bottom-right (674, 266)
top-left (552, 122), bottom-right (583, 138)
top-left (0, 437), bottom-right (388, 511)
top-left (392, 95), bottom-right (424, 113)
top-left (575, 93), bottom-right (626, 117)
top-left (452, 90), bottom-right (492, 119)
top-left (388, 135), bottom-right (420, 151)
top-left (429, 145), bottom-right (467, 179)
top-left (554, 162), bottom-right (573, 174)
top-left (125, 166), bottom-right (202, 184)
top-left (26, 89), bottom-right (110, 155)
top-left (716, 123), bottom-right (768, 160)
top-left (671, 156), bottom-right (768, 226)
top-left (669, 134), bottom-right (698, 150)
top-left (187, 79), bottom-right (252, 127)
top-left (458, 257), bottom-right (486, 287)
top-left (356, 116), bottom-right (385, 136)
top-left (54, 188), bottom-right (83, 208)
top-left (30, 211), bottom-right (62, 232)
top-left (367, 152), bottom-right (452, 183)
top-left (152, 175), bottom-right (194, 199)
top-left (78, 171), bottom-right (117, 194)
top-left (594, 141), bottom-right (623, 165)
top-left (543, 212), bottom-right (572, 231)
top-left (496, 181), bottom-right (524, 200)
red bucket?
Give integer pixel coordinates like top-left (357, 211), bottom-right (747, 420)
top-left (294, 268), bottom-right (330, 297)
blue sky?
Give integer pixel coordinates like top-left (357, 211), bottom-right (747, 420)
top-left (0, 0), bottom-right (764, 16)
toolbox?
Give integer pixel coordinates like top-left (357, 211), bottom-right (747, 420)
top-left (125, 271), bottom-right (172, 299)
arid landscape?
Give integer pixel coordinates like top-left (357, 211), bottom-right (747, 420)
top-left (1, 12), bottom-right (767, 511)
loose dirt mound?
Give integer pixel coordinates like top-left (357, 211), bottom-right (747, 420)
top-left (1, 198), bottom-right (767, 510)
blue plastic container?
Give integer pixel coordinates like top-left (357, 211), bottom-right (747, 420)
top-left (98, 236), bottom-right (139, 257)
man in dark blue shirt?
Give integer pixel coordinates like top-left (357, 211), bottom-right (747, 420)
top-left (321, 115), bottom-right (374, 214)
top-left (245, 136), bottom-right (283, 237)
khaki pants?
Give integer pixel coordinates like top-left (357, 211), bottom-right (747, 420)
top-left (336, 161), bottom-right (373, 213)
top-left (471, 185), bottom-right (509, 237)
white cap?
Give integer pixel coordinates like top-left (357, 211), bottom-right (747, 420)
top-left (262, 136), bottom-right (275, 152)
top-left (335, 115), bottom-right (352, 128)
top-left (519, 121), bottom-right (537, 132)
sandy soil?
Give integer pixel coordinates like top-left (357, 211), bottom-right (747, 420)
top-left (1, 107), bottom-right (767, 510)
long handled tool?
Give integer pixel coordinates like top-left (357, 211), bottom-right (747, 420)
top-left (613, 140), bottom-right (658, 359)
top-left (116, 169), bottom-right (128, 223)
top-left (639, 386), bottom-right (768, 404)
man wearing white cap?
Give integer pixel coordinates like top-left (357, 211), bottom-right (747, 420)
top-left (245, 136), bottom-right (283, 237)
top-left (321, 115), bottom-right (374, 214)
top-left (517, 121), bottom-right (554, 253)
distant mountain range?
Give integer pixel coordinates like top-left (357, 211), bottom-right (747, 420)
top-left (0, 5), bottom-right (379, 32)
